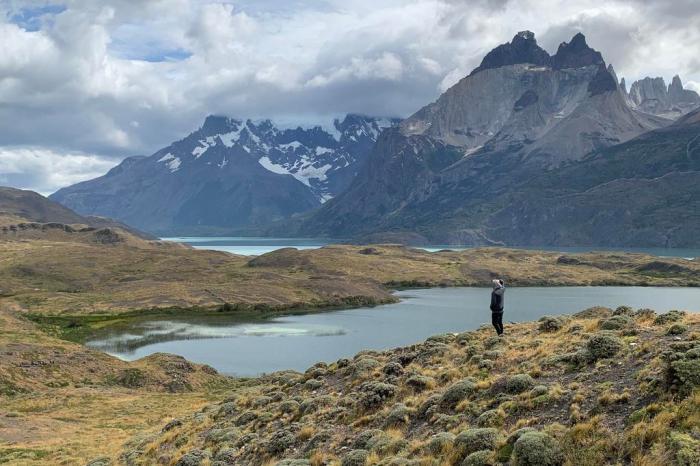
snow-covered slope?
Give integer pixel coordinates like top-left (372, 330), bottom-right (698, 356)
top-left (51, 114), bottom-right (398, 234)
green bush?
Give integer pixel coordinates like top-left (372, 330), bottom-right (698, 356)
top-left (476, 409), bottom-right (504, 427)
top-left (538, 316), bottom-right (566, 333)
top-left (116, 368), bottom-right (147, 388)
top-left (586, 333), bottom-right (623, 361)
top-left (506, 374), bottom-right (535, 394)
top-left (454, 428), bottom-right (500, 457)
top-left (461, 449), bottom-right (495, 466)
top-left (384, 403), bottom-right (411, 427)
top-left (666, 324), bottom-right (688, 335)
top-left (512, 432), bottom-right (564, 466)
top-left (358, 382), bottom-right (397, 410)
top-left (406, 374), bottom-right (434, 392)
top-left (654, 310), bottom-right (686, 325)
top-left (667, 432), bottom-right (700, 466)
top-left (426, 432), bottom-right (455, 455)
top-left (440, 378), bottom-right (476, 408)
top-left (600, 315), bottom-right (632, 330)
top-left (613, 305), bottom-right (634, 316)
top-left (341, 449), bottom-right (368, 466)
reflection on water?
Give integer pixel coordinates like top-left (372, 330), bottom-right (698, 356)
top-left (86, 286), bottom-right (700, 376)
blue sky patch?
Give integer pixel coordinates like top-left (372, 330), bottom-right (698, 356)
top-left (9, 3), bottom-right (66, 31)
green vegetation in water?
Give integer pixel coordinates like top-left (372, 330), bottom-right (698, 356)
top-left (25, 295), bottom-right (395, 343)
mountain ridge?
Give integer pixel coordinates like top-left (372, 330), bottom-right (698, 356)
top-left (51, 114), bottom-right (398, 234)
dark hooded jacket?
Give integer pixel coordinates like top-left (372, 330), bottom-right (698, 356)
top-left (490, 284), bottom-right (505, 312)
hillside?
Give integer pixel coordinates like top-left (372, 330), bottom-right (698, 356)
top-left (51, 115), bottom-right (398, 235)
top-left (296, 32), bottom-right (700, 247)
top-left (0, 187), bottom-right (154, 240)
top-left (122, 306), bottom-right (700, 466)
top-left (2, 239), bottom-right (699, 320)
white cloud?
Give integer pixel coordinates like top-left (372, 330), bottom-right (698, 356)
top-left (0, 147), bottom-right (117, 196)
top-left (0, 0), bottom-right (698, 194)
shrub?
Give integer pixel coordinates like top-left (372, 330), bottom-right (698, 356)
top-left (530, 385), bottom-right (548, 397)
top-left (384, 403), bottom-right (411, 428)
top-left (175, 450), bottom-right (208, 466)
top-left (654, 310), bottom-right (686, 325)
top-left (383, 361), bottom-right (404, 377)
top-left (506, 374), bottom-right (535, 394)
top-left (304, 378), bottom-right (323, 390)
top-left (613, 305), bottom-right (633, 316)
top-left (276, 460), bottom-right (311, 466)
top-left (279, 400), bottom-right (300, 414)
top-left (512, 432), bottom-right (564, 466)
top-left (440, 378), bottom-right (476, 408)
top-left (634, 308), bottom-right (656, 319)
top-left (341, 449), bottom-right (368, 466)
top-left (573, 307), bottom-right (612, 319)
top-left (538, 316), bottom-right (566, 333)
top-left (406, 374), bottom-right (434, 392)
top-left (667, 324), bottom-right (688, 335)
top-left (358, 382), bottom-right (396, 410)
top-left (599, 315), bottom-right (632, 330)
top-left (667, 432), bottom-right (700, 466)
top-left (462, 449), bottom-right (495, 466)
top-left (506, 427), bottom-right (538, 446)
top-left (426, 432), bottom-right (455, 455)
top-left (427, 333), bottom-right (455, 344)
top-left (476, 409), bottom-right (505, 427)
top-left (353, 357), bottom-right (380, 373)
top-left (586, 333), bottom-right (623, 361)
top-left (116, 368), bottom-right (147, 388)
top-left (265, 429), bottom-right (295, 455)
top-left (454, 428), bottom-right (500, 457)
top-left (667, 354), bottom-right (700, 396)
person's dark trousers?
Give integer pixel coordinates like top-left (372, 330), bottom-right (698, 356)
top-left (492, 312), bottom-right (504, 335)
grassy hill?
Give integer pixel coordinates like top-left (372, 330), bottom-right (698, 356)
top-left (120, 307), bottom-right (700, 466)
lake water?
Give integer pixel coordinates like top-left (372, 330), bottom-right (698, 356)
top-left (160, 236), bottom-right (700, 259)
top-left (86, 287), bottom-right (700, 376)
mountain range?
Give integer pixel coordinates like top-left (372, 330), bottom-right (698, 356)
top-left (51, 115), bottom-right (398, 234)
top-left (51, 31), bottom-right (700, 246)
top-left (292, 31), bottom-right (700, 247)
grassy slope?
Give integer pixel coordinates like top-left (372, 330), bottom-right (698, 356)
top-left (129, 308), bottom-right (700, 466)
top-left (1, 235), bottom-right (698, 319)
top-left (0, 301), bottom-right (240, 465)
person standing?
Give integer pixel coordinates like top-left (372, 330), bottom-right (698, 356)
top-left (490, 279), bottom-right (505, 336)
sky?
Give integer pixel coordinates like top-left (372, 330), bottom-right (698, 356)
top-left (0, 0), bottom-right (699, 195)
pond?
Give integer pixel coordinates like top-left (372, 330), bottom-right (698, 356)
top-left (85, 286), bottom-right (700, 376)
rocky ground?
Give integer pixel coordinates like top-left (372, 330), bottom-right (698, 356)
top-left (123, 306), bottom-right (700, 466)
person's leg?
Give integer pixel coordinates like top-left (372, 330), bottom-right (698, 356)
top-left (492, 312), bottom-right (503, 335)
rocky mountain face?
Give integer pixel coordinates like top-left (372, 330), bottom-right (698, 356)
top-left (627, 75), bottom-right (700, 119)
top-left (297, 31), bottom-right (699, 247)
top-left (51, 115), bottom-right (397, 234)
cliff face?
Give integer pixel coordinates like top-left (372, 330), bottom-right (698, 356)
top-left (627, 75), bottom-right (700, 119)
top-left (299, 31), bottom-right (698, 247)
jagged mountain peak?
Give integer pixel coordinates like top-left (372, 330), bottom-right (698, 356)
top-left (552, 32), bottom-right (604, 69)
top-left (469, 30), bottom-right (550, 76)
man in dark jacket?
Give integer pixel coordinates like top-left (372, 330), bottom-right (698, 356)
top-left (490, 279), bottom-right (505, 336)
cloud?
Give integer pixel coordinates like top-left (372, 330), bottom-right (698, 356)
top-left (0, 0), bottom-right (698, 194)
top-left (0, 147), bottom-right (117, 196)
